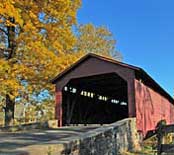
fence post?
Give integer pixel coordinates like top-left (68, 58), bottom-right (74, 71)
top-left (156, 120), bottom-right (166, 155)
top-left (157, 127), bottom-right (163, 155)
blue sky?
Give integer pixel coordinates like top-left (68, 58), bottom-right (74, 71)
top-left (77, 0), bottom-right (174, 96)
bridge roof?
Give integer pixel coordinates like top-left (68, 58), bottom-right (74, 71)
top-left (51, 53), bottom-right (173, 103)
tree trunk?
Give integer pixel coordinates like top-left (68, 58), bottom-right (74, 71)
top-left (7, 17), bottom-right (16, 59)
top-left (4, 17), bottom-right (16, 126)
top-left (5, 94), bottom-right (15, 126)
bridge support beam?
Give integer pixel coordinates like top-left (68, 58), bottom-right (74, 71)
top-left (55, 91), bottom-right (62, 127)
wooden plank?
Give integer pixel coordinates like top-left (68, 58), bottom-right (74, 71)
top-left (156, 124), bottom-right (174, 154)
top-left (161, 144), bottom-right (174, 153)
top-left (161, 125), bottom-right (174, 133)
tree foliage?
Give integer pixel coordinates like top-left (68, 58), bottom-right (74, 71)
top-left (74, 23), bottom-right (122, 60)
top-left (0, 0), bottom-right (82, 125)
top-left (0, 0), bottom-right (82, 97)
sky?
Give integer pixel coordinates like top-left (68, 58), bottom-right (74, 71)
top-left (77, 0), bottom-right (174, 96)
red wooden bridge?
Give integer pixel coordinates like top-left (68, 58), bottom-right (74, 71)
top-left (51, 53), bottom-right (174, 137)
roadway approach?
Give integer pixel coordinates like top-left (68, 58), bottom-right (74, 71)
top-left (0, 126), bottom-right (100, 155)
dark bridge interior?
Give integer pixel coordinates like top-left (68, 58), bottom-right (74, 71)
top-left (62, 73), bottom-right (128, 125)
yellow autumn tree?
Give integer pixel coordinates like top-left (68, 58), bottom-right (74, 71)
top-left (75, 23), bottom-right (122, 60)
top-left (0, 0), bottom-right (82, 126)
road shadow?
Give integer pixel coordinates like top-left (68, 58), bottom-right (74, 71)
top-left (0, 126), bottom-right (99, 154)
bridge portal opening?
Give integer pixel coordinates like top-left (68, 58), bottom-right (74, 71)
top-left (62, 73), bottom-right (128, 125)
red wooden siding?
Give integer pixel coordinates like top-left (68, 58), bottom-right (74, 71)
top-left (55, 91), bottom-right (62, 127)
top-left (135, 80), bottom-right (174, 136)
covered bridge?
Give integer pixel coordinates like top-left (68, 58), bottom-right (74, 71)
top-left (51, 53), bottom-right (174, 136)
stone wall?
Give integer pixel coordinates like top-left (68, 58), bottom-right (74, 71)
top-left (1, 118), bottom-right (141, 155)
top-left (59, 118), bottom-right (141, 155)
